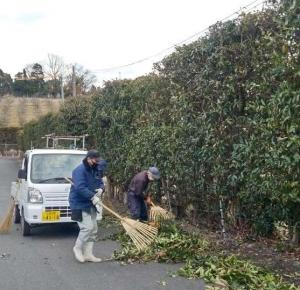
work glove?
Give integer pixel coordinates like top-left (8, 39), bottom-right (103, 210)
top-left (95, 188), bottom-right (104, 198)
top-left (91, 195), bottom-right (102, 214)
top-left (91, 195), bottom-right (100, 206)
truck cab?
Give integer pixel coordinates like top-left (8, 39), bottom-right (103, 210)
top-left (12, 148), bottom-right (87, 236)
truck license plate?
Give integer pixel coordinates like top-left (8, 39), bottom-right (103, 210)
top-left (42, 211), bottom-right (60, 221)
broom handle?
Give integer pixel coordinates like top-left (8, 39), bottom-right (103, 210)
top-left (64, 177), bottom-right (124, 220)
top-left (100, 202), bottom-right (124, 220)
top-left (65, 177), bottom-right (73, 184)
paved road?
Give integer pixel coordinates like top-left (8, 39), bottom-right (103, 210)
top-left (0, 159), bottom-right (204, 290)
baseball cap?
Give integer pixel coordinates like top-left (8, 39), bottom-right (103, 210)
top-left (86, 149), bottom-right (100, 159)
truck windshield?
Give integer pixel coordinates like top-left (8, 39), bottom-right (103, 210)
top-left (30, 154), bottom-right (85, 184)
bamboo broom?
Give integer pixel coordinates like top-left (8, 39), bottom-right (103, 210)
top-left (100, 202), bottom-right (157, 251)
top-left (65, 177), bottom-right (157, 250)
top-left (149, 202), bottom-right (174, 223)
top-left (0, 198), bottom-right (15, 234)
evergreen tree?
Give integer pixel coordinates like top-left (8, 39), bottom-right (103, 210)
top-left (0, 69), bottom-right (12, 96)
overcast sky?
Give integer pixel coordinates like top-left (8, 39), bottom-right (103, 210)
top-left (0, 0), bottom-right (261, 83)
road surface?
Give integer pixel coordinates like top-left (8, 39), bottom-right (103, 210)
top-left (0, 158), bottom-right (204, 290)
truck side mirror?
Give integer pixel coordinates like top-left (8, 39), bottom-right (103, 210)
top-left (18, 169), bottom-right (27, 180)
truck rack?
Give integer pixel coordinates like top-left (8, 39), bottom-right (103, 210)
top-left (42, 134), bottom-right (88, 150)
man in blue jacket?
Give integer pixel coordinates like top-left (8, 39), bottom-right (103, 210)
top-left (69, 150), bottom-right (107, 263)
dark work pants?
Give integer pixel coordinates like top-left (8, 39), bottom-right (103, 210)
top-left (127, 192), bottom-right (148, 221)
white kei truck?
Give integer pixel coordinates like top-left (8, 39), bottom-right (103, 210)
top-left (10, 135), bottom-right (92, 236)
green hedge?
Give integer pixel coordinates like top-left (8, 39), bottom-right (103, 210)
top-left (21, 97), bottom-right (92, 149)
top-left (20, 0), bottom-right (300, 238)
top-left (0, 127), bottom-right (20, 144)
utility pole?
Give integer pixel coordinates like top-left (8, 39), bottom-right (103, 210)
top-left (72, 65), bottom-right (76, 97)
top-left (60, 75), bottom-right (64, 103)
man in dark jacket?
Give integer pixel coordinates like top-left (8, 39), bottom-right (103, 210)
top-left (127, 166), bottom-right (160, 221)
top-left (69, 150), bottom-right (107, 263)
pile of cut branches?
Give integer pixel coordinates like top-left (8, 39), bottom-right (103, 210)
top-left (113, 223), bottom-right (298, 290)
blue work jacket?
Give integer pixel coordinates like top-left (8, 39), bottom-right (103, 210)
top-left (69, 158), bottom-right (106, 211)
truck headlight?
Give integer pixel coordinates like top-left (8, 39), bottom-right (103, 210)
top-left (28, 188), bottom-right (43, 203)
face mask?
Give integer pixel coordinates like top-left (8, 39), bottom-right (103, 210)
top-left (88, 158), bottom-right (99, 168)
top-left (91, 161), bottom-right (99, 168)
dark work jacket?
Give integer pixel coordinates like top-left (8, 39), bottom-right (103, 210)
top-left (69, 158), bottom-right (106, 211)
top-left (128, 170), bottom-right (149, 198)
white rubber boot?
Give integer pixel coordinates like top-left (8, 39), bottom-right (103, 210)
top-left (83, 242), bottom-right (102, 262)
top-left (73, 239), bottom-right (85, 263)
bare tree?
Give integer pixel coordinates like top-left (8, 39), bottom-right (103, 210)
top-left (43, 54), bottom-right (65, 97)
top-left (64, 64), bottom-right (97, 96)
top-left (44, 54), bottom-right (65, 81)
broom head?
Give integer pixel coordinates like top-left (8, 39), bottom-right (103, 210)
top-left (121, 217), bottom-right (158, 251)
top-left (99, 201), bottom-right (158, 251)
top-left (149, 205), bottom-right (174, 223)
top-left (0, 199), bottom-right (15, 234)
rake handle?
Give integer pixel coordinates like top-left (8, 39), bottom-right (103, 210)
top-left (100, 202), bottom-right (124, 220)
top-left (64, 177), bottom-right (73, 184)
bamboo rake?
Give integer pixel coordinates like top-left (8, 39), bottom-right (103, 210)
top-left (100, 202), bottom-right (157, 251)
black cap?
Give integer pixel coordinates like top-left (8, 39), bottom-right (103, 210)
top-left (86, 149), bottom-right (100, 159)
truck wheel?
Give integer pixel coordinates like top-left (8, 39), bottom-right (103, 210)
top-left (14, 205), bottom-right (21, 224)
top-left (21, 209), bottom-right (31, 236)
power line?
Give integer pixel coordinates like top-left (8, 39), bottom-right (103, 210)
top-left (90, 0), bottom-right (266, 74)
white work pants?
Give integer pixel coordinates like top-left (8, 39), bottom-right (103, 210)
top-left (77, 207), bottom-right (98, 243)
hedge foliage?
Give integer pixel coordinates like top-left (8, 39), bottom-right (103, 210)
top-left (21, 97), bottom-right (92, 149)
top-left (21, 0), bottom-right (300, 237)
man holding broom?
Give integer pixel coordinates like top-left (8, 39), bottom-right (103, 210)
top-left (127, 167), bottom-right (160, 221)
top-left (69, 150), bottom-right (107, 263)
